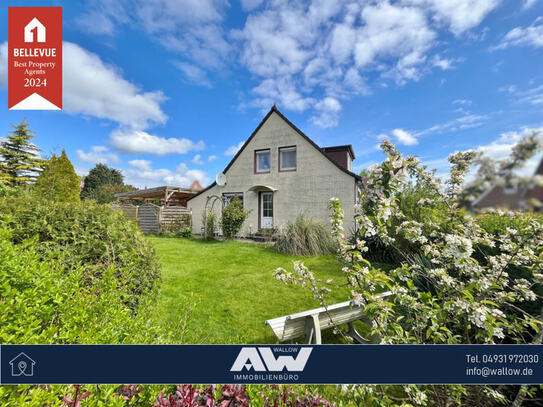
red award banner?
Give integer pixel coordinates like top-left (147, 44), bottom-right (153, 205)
top-left (8, 7), bottom-right (62, 110)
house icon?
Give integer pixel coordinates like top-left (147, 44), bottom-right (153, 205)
top-left (24, 17), bottom-right (46, 43)
top-left (9, 352), bottom-right (36, 376)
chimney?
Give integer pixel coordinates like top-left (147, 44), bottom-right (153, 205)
top-left (322, 145), bottom-right (355, 171)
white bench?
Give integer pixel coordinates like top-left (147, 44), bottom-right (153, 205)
top-left (265, 292), bottom-right (392, 344)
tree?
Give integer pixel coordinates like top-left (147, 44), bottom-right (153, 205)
top-left (34, 150), bottom-right (80, 202)
top-left (80, 163), bottom-right (124, 201)
top-left (276, 138), bottom-right (543, 406)
top-left (93, 183), bottom-right (135, 204)
top-left (0, 119), bottom-right (44, 186)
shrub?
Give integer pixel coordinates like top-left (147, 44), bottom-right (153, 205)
top-left (221, 196), bottom-right (250, 239)
top-left (177, 227), bottom-right (193, 238)
top-left (275, 214), bottom-right (336, 256)
top-left (0, 192), bottom-right (160, 310)
top-left (202, 209), bottom-right (217, 239)
top-left (0, 226), bottom-right (163, 345)
top-left (276, 139), bottom-right (543, 406)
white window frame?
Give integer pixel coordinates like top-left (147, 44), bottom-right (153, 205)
top-left (279, 146), bottom-right (297, 171)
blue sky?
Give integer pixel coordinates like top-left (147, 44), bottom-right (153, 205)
top-left (0, 0), bottom-right (542, 188)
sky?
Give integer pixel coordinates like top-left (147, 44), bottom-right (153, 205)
top-left (0, 0), bottom-right (542, 188)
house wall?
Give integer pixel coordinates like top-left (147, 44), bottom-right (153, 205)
top-left (188, 111), bottom-right (358, 236)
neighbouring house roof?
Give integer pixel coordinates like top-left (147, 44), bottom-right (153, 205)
top-left (114, 185), bottom-right (199, 203)
top-left (190, 180), bottom-right (203, 191)
top-left (471, 157), bottom-right (543, 210)
top-left (188, 105), bottom-right (362, 202)
top-left (471, 186), bottom-right (528, 210)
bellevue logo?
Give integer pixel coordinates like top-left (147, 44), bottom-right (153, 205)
top-left (230, 347), bottom-right (312, 372)
top-left (24, 17), bottom-right (46, 43)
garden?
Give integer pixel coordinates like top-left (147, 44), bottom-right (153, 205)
top-left (1, 120), bottom-right (543, 406)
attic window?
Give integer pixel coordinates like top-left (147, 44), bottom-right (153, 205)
top-left (279, 146), bottom-right (297, 171)
top-left (255, 149), bottom-right (271, 173)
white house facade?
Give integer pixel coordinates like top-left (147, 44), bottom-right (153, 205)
top-left (187, 106), bottom-right (362, 236)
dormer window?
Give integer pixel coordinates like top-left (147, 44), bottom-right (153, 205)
top-left (255, 149), bottom-right (270, 173)
top-left (279, 146), bottom-right (297, 171)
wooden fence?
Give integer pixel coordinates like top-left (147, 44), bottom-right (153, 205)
top-left (114, 203), bottom-right (192, 234)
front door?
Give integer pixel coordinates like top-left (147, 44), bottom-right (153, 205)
top-left (260, 191), bottom-right (273, 229)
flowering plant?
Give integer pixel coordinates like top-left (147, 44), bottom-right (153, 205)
top-left (276, 136), bottom-right (543, 405)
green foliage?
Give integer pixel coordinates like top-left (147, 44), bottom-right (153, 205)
top-left (80, 163), bottom-right (124, 201)
top-left (275, 214), bottom-right (336, 256)
top-left (0, 119), bottom-right (43, 186)
top-left (33, 150), bottom-right (80, 202)
top-left (93, 182), bottom-right (134, 204)
top-left (476, 212), bottom-right (543, 318)
top-left (0, 192), bottom-right (160, 310)
top-left (0, 226), bottom-right (162, 345)
top-left (203, 208), bottom-right (217, 239)
top-left (477, 212), bottom-right (543, 235)
top-left (221, 196), bottom-right (250, 239)
top-left (177, 227), bottom-right (193, 238)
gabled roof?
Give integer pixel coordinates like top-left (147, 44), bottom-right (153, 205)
top-left (188, 105), bottom-right (362, 201)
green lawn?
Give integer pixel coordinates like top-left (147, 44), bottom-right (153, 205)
top-left (148, 236), bottom-right (350, 344)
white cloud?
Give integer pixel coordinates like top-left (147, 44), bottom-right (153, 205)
top-left (392, 128), bottom-right (419, 146)
top-left (63, 42), bottom-right (167, 129)
top-left (500, 83), bottom-right (543, 106)
top-left (355, 2), bottom-right (436, 82)
top-left (0, 43), bottom-right (7, 89)
top-left (240, 0), bottom-right (264, 12)
top-left (0, 41), bottom-right (167, 130)
top-left (122, 159), bottom-right (210, 189)
top-left (311, 97), bottom-right (342, 128)
top-left (523, 0), bottom-right (538, 9)
top-left (76, 146), bottom-right (120, 164)
top-left (208, 155), bottom-right (217, 162)
top-left (417, 113), bottom-right (491, 136)
top-left (174, 61), bottom-right (212, 87)
top-left (109, 129), bottom-right (205, 155)
top-left (234, 0), bottom-right (496, 127)
top-left (224, 141), bottom-right (244, 156)
top-left (493, 17), bottom-right (543, 50)
top-left (432, 56), bottom-right (456, 70)
top-left (453, 99), bottom-right (472, 105)
top-left (77, 0), bottom-right (230, 87)
top-left (410, 0), bottom-right (500, 35)
top-left (477, 127), bottom-right (543, 163)
top-left (191, 154), bottom-right (204, 165)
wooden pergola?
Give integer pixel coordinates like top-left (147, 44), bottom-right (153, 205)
top-left (114, 185), bottom-right (198, 206)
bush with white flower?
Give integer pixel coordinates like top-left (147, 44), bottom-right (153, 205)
top-left (275, 136), bottom-right (543, 406)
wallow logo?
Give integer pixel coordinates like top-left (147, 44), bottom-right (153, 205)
top-left (230, 347), bottom-right (312, 372)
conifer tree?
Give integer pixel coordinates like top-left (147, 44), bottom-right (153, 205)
top-left (34, 150), bottom-right (80, 202)
top-left (0, 119), bottom-right (43, 186)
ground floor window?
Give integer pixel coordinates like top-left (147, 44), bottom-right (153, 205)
top-left (222, 192), bottom-right (244, 207)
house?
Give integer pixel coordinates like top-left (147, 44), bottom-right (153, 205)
top-left (9, 352), bottom-right (35, 377)
top-left (188, 106), bottom-right (362, 236)
top-left (471, 158), bottom-right (543, 212)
